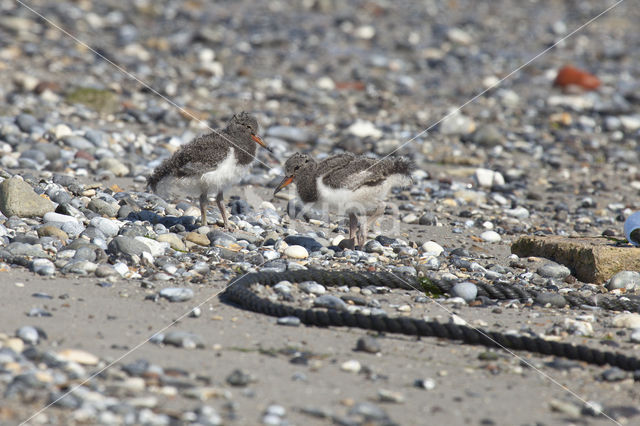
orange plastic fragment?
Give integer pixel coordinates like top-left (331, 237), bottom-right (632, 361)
top-left (553, 65), bottom-right (600, 90)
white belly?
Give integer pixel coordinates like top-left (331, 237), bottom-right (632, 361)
top-left (316, 174), bottom-right (409, 214)
top-left (156, 148), bottom-right (250, 199)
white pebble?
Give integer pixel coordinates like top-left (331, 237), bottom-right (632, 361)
top-left (340, 359), bottom-right (361, 373)
top-left (420, 241), bottom-right (443, 256)
top-left (284, 245), bottom-right (308, 259)
top-left (480, 231), bottom-right (501, 242)
top-left (612, 313), bottom-right (640, 329)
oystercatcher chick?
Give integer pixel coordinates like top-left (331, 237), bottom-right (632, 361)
top-left (148, 112), bottom-right (270, 228)
top-left (274, 152), bottom-right (413, 247)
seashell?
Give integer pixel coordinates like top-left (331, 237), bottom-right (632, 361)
top-left (623, 211), bottom-right (640, 246)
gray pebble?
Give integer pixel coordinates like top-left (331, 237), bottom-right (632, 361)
top-left (356, 336), bottom-right (381, 353)
top-left (314, 295), bottom-right (348, 311)
top-left (537, 262), bottom-right (571, 279)
top-left (31, 258), bottom-right (55, 276)
top-left (162, 331), bottom-right (203, 349)
top-left (299, 281), bottom-right (326, 295)
top-left (277, 316), bottom-right (301, 326)
top-left (226, 369), bottom-right (254, 387)
top-left (606, 271), bottom-right (640, 291)
top-left (16, 325), bottom-right (40, 345)
top-left (535, 293), bottom-right (567, 308)
top-left (601, 367), bottom-right (627, 382)
top-left (159, 287), bottom-right (194, 302)
top-left (451, 282), bottom-right (477, 303)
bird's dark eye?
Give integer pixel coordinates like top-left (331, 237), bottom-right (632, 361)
top-left (294, 165), bottom-right (300, 171)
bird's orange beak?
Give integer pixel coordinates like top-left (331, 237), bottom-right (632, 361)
top-left (274, 175), bottom-right (294, 195)
top-left (252, 134), bottom-right (272, 152)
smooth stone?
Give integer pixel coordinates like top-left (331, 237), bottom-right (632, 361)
top-left (535, 293), bottom-right (567, 308)
top-left (630, 329), bottom-right (640, 343)
top-left (135, 236), bottom-right (168, 257)
top-left (612, 313), bottom-right (640, 329)
top-left (57, 348), bottom-right (99, 365)
top-left (37, 225), bottom-right (69, 241)
top-left (44, 212), bottom-right (79, 224)
top-left (472, 125), bottom-right (503, 147)
top-left (277, 316), bottom-right (301, 326)
top-left (356, 336), bottom-right (381, 353)
top-left (87, 199), bottom-right (119, 217)
top-left (414, 378), bottom-right (436, 390)
top-left (340, 359), bottom-right (361, 373)
top-left (89, 217), bottom-right (120, 237)
top-left (15, 113), bottom-right (38, 133)
top-left (159, 287), bottom-right (194, 302)
top-left (420, 241), bottom-right (443, 255)
top-left (505, 207), bottom-right (530, 219)
top-left (451, 282), bottom-right (477, 302)
top-left (537, 262), bottom-right (571, 279)
top-left (185, 232), bottom-right (210, 246)
top-left (418, 212), bottom-right (438, 226)
top-left (364, 240), bottom-right (384, 254)
top-left (347, 120), bottom-right (382, 139)
top-left (480, 231), bottom-right (501, 242)
top-left (284, 245), bottom-right (308, 259)
top-left (348, 402), bottom-right (388, 420)
top-left (601, 367), bottom-right (627, 382)
top-left (606, 271), bottom-right (640, 291)
top-left (16, 326), bottom-right (39, 345)
top-left (439, 112), bottom-right (475, 135)
top-left (226, 369), bottom-right (254, 387)
top-left (474, 168), bottom-right (505, 188)
top-left (7, 242), bottom-right (48, 258)
top-left (31, 258), bottom-right (56, 276)
top-left (107, 236), bottom-right (150, 257)
top-left (284, 235), bottom-right (322, 252)
top-left (61, 260), bottom-right (98, 275)
top-left (378, 389), bottom-right (405, 403)
top-left (157, 233), bottom-right (186, 251)
top-left (162, 331), bottom-right (203, 349)
top-left (98, 158), bottom-right (129, 177)
top-left (314, 295), bottom-right (348, 311)
top-left (299, 281), bottom-right (326, 295)
top-left (0, 177), bottom-right (55, 218)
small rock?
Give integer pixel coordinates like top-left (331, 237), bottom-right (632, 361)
top-left (159, 287), bottom-right (194, 302)
top-left (284, 235), bottom-right (322, 252)
top-left (418, 212), bottom-right (438, 226)
top-left (414, 378), bottom-right (436, 390)
top-left (0, 177), bottom-right (55, 218)
top-left (31, 258), bottom-right (56, 276)
top-left (185, 232), bottom-right (210, 246)
top-left (420, 241), bottom-right (443, 255)
top-left (284, 245), bottom-right (308, 259)
top-left (612, 313), bottom-right (640, 329)
top-left (537, 262), bottom-right (571, 279)
top-left (535, 293), bottom-right (567, 308)
top-left (277, 316), bottom-right (301, 326)
top-left (378, 389), bottom-right (404, 403)
top-left (480, 231), bottom-right (501, 243)
top-left (451, 282), bottom-right (477, 302)
top-left (226, 369), bottom-right (254, 387)
top-left (601, 367), bottom-right (627, 382)
top-left (157, 233), bottom-right (186, 251)
top-left (606, 271), bottom-right (640, 291)
top-left (356, 336), bottom-right (381, 354)
top-left (299, 281), bottom-right (326, 295)
top-left (98, 158), bottom-right (129, 177)
top-left (314, 295), bottom-right (348, 311)
top-left (340, 359), bottom-right (361, 373)
top-left (16, 326), bottom-right (40, 345)
top-left (57, 349), bottom-right (99, 365)
top-left (474, 168), bottom-right (505, 188)
top-left (163, 331), bottom-right (203, 349)
top-left (347, 120), bottom-right (382, 139)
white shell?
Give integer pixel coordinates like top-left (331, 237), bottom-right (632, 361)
top-left (624, 211), bottom-right (640, 246)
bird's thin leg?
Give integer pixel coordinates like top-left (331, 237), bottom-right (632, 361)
top-left (349, 212), bottom-right (358, 243)
top-left (199, 193), bottom-right (208, 227)
top-left (365, 202), bottom-right (386, 238)
top-left (216, 191), bottom-right (230, 230)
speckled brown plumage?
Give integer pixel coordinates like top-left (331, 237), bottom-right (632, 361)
top-left (276, 152), bottom-right (413, 246)
top-left (148, 112), bottom-right (266, 228)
